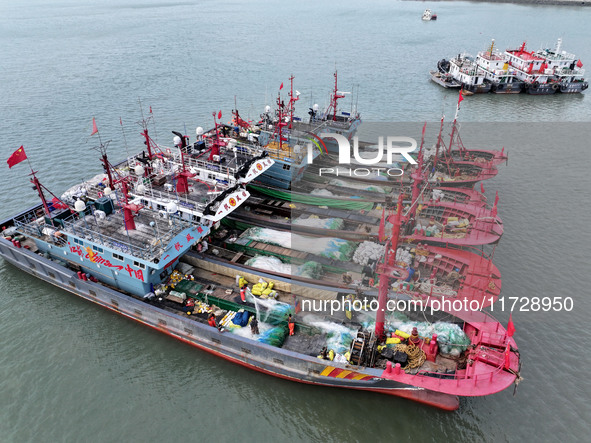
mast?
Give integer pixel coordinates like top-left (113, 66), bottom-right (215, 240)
top-left (287, 74), bottom-right (299, 129)
top-left (375, 193), bottom-right (404, 339)
top-left (434, 115), bottom-right (444, 170)
top-left (329, 71), bottom-right (345, 122)
top-left (409, 124), bottom-right (426, 221)
top-left (30, 171), bottom-right (51, 216)
top-left (210, 110), bottom-right (222, 161)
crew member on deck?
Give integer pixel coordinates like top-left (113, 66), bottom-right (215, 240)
top-left (250, 315), bottom-right (259, 335)
top-left (288, 314), bottom-right (295, 336)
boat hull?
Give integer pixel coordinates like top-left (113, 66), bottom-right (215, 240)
top-left (462, 83), bottom-right (492, 94)
top-left (0, 238), bottom-right (462, 410)
top-left (559, 82), bottom-right (589, 93)
top-left (491, 82), bottom-right (523, 94)
top-left (524, 83), bottom-right (557, 95)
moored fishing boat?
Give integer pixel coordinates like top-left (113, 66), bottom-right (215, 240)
top-left (290, 71), bottom-right (362, 153)
top-left (430, 102), bottom-right (509, 168)
top-left (0, 117), bottom-right (519, 411)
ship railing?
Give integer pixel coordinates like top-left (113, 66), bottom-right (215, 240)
top-left (538, 51), bottom-right (576, 62)
top-left (263, 145), bottom-right (306, 163)
top-left (165, 149), bottom-right (240, 179)
top-left (556, 67), bottom-right (585, 76)
top-left (56, 209), bottom-right (190, 261)
top-left (200, 136), bottom-right (261, 157)
top-left (131, 185), bottom-right (210, 214)
top-left (58, 212), bottom-right (166, 260)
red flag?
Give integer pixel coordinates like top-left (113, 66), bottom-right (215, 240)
top-left (120, 117), bottom-right (123, 126)
top-left (91, 117), bottom-right (98, 135)
top-left (480, 182), bottom-right (485, 194)
top-left (279, 82), bottom-right (284, 90)
top-left (577, 59), bottom-right (583, 68)
top-left (507, 313), bottom-right (515, 337)
top-left (458, 90), bottom-right (464, 104)
top-left (492, 191), bottom-right (499, 216)
top-left (218, 110), bottom-right (222, 120)
top-left (7, 146), bottom-right (27, 169)
top-left (149, 106), bottom-right (153, 114)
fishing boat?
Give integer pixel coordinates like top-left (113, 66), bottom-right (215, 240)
top-left (290, 71), bottom-right (362, 153)
top-left (210, 200), bottom-right (502, 307)
top-left (430, 108), bottom-right (509, 168)
top-left (1, 169), bottom-right (520, 410)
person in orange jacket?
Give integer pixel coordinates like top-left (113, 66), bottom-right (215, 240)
top-left (288, 314), bottom-right (295, 336)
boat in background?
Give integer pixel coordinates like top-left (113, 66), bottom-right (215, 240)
top-left (534, 38), bottom-right (588, 93)
top-left (476, 39), bottom-right (524, 94)
top-left (433, 39), bottom-right (587, 95)
top-left (448, 53), bottom-right (492, 94)
top-left (422, 9), bottom-right (437, 21)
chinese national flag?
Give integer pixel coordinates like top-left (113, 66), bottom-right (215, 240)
top-left (91, 117), bottom-right (98, 135)
top-left (507, 313), bottom-right (515, 337)
top-left (279, 82), bottom-right (284, 90)
top-left (7, 146), bottom-right (27, 168)
top-left (458, 89), bottom-right (464, 104)
top-left (577, 59), bottom-right (583, 68)
top-left (218, 110), bottom-right (222, 120)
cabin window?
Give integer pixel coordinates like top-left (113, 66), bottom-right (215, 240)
top-left (133, 260), bottom-right (146, 269)
top-left (112, 253), bottom-right (124, 261)
top-left (74, 238), bottom-right (84, 246)
top-left (92, 245), bottom-right (104, 253)
top-left (282, 164), bottom-right (291, 170)
top-left (156, 204), bottom-right (164, 211)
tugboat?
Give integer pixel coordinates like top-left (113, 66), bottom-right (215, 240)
top-left (448, 53), bottom-right (492, 94)
top-left (290, 71), bottom-right (362, 153)
top-left (504, 42), bottom-right (558, 95)
top-left (476, 40), bottom-right (524, 94)
top-left (534, 38), bottom-right (588, 93)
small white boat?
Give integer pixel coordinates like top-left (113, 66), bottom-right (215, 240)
top-left (422, 9), bottom-right (437, 21)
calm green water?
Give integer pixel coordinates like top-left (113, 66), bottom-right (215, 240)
top-left (1, 1), bottom-right (590, 441)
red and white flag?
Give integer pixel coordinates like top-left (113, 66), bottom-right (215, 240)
top-left (7, 146), bottom-right (27, 169)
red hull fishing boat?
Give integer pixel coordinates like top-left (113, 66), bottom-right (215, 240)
top-left (431, 94), bottom-right (508, 168)
top-left (1, 109), bottom-right (519, 411)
